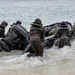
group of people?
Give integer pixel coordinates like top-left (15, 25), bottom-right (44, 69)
top-left (0, 18), bottom-right (45, 57)
top-left (0, 18), bottom-right (75, 57)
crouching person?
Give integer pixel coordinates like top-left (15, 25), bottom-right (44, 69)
top-left (0, 21), bottom-right (29, 52)
top-left (54, 21), bottom-right (71, 48)
top-left (29, 18), bottom-right (45, 57)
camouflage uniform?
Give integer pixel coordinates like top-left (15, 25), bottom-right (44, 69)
top-left (30, 18), bottom-right (45, 57)
top-left (0, 21), bottom-right (8, 37)
top-left (54, 21), bottom-right (71, 48)
top-left (55, 34), bottom-right (71, 48)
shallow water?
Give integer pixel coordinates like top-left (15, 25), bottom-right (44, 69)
top-left (0, 0), bottom-right (75, 75)
top-left (0, 43), bottom-right (75, 75)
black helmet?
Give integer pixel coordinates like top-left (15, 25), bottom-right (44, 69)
top-left (60, 21), bottom-right (68, 27)
top-left (1, 21), bottom-right (8, 26)
top-left (35, 18), bottom-right (42, 24)
top-left (16, 20), bottom-right (22, 25)
top-left (59, 21), bottom-right (69, 30)
top-left (31, 18), bottom-right (42, 27)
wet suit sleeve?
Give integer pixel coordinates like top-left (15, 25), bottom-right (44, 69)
top-left (0, 26), bottom-right (5, 37)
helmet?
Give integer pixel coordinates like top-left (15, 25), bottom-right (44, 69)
top-left (60, 21), bottom-right (68, 28)
top-left (1, 21), bottom-right (8, 26)
top-left (59, 21), bottom-right (69, 30)
top-left (16, 20), bottom-right (22, 25)
top-left (35, 18), bottom-right (42, 24)
top-left (31, 18), bottom-right (42, 27)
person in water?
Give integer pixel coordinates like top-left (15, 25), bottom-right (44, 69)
top-left (0, 21), bottom-right (8, 37)
top-left (15, 20), bottom-right (29, 50)
top-left (28, 18), bottom-right (45, 57)
top-left (54, 21), bottom-right (71, 48)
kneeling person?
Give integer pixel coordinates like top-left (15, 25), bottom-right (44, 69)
top-left (54, 21), bottom-right (71, 48)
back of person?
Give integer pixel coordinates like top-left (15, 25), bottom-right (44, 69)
top-left (54, 21), bottom-right (69, 39)
top-left (55, 34), bottom-right (71, 48)
top-left (54, 21), bottom-right (71, 48)
top-left (29, 18), bottom-right (45, 57)
top-left (30, 25), bottom-right (44, 40)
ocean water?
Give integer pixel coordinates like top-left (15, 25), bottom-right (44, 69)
top-left (0, 0), bottom-right (75, 75)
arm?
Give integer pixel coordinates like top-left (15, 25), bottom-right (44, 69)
top-left (42, 27), bottom-right (45, 42)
